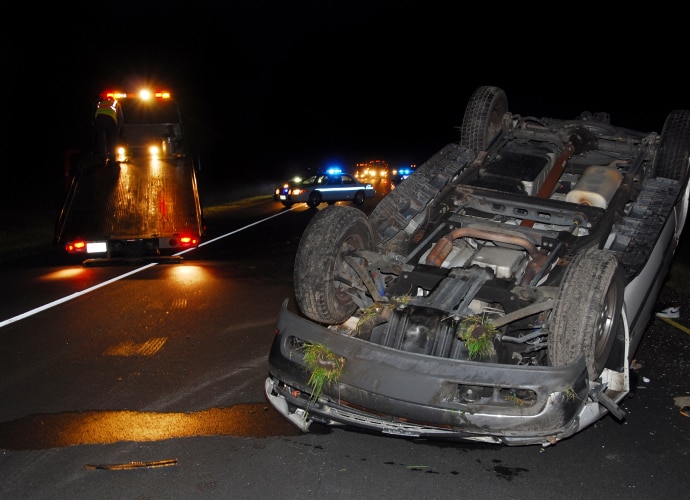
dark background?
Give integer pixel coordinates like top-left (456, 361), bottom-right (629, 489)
top-left (4, 2), bottom-right (687, 200)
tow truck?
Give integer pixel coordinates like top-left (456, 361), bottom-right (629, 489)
top-left (54, 89), bottom-right (205, 265)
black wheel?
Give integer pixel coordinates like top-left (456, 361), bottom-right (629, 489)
top-left (654, 109), bottom-right (690, 240)
top-left (353, 191), bottom-right (365, 205)
top-left (281, 200), bottom-right (294, 208)
top-left (654, 110), bottom-right (690, 182)
top-left (548, 249), bottom-right (624, 381)
top-left (307, 191), bottom-right (322, 208)
top-left (367, 143), bottom-right (475, 250)
top-left (294, 206), bottom-right (373, 324)
top-left (459, 86), bottom-right (508, 152)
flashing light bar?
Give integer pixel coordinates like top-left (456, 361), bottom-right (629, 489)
top-left (101, 89), bottom-right (172, 100)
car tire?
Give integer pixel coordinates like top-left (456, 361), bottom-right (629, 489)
top-left (654, 110), bottom-right (690, 183)
top-left (654, 110), bottom-right (690, 235)
top-left (548, 249), bottom-right (624, 380)
top-left (367, 86), bottom-right (505, 251)
top-left (307, 191), bottom-right (322, 208)
top-left (281, 201), bottom-right (293, 208)
top-left (459, 85), bottom-right (508, 152)
top-left (353, 191), bottom-right (366, 205)
top-left (367, 143), bottom-right (475, 252)
top-left (294, 205), bottom-right (373, 324)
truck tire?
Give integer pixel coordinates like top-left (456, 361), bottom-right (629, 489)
top-left (294, 206), bottom-right (373, 324)
top-left (460, 85), bottom-right (508, 152)
top-left (548, 249), bottom-right (624, 380)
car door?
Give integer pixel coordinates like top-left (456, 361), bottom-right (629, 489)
top-left (340, 174), bottom-right (359, 201)
top-left (323, 175), bottom-right (344, 201)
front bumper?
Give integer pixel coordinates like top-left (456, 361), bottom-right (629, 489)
top-left (266, 300), bottom-right (613, 447)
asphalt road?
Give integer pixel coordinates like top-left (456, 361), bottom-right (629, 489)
top-left (0, 194), bottom-right (689, 499)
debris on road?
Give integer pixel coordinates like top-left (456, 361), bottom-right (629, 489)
top-left (85, 458), bottom-right (178, 470)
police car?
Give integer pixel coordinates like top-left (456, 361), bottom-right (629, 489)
top-left (278, 168), bottom-right (376, 208)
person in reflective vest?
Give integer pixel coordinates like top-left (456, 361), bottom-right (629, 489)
top-left (94, 96), bottom-right (124, 164)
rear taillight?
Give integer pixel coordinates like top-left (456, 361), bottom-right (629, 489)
top-left (66, 240), bottom-right (86, 253)
top-left (65, 240), bottom-right (107, 254)
top-left (180, 236), bottom-right (198, 246)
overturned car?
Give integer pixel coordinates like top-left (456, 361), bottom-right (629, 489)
top-left (265, 86), bottom-right (690, 446)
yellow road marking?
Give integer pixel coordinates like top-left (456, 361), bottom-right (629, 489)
top-left (658, 316), bottom-right (690, 335)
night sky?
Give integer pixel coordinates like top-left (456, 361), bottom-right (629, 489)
top-left (6, 2), bottom-right (687, 195)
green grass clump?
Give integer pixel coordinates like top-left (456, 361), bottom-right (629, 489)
top-left (456, 315), bottom-right (498, 360)
top-left (301, 343), bottom-right (345, 403)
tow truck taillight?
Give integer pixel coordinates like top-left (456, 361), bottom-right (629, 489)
top-left (66, 240), bottom-right (87, 253)
top-left (160, 234), bottom-right (199, 249)
top-left (180, 236), bottom-right (198, 246)
top-left (66, 240), bottom-right (108, 254)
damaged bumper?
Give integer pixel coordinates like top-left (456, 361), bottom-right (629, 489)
top-left (266, 300), bottom-right (617, 447)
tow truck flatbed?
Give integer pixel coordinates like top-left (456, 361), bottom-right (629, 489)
top-left (54, 89), bottom-right (204, 265)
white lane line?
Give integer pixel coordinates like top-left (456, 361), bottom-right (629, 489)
top-left (0, 209), bottom-right (294, 328)
top-left (183, 208), bottom-right (293, 250)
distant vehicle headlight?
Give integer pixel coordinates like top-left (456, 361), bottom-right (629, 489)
top-left (116, 146), bottom-right (127, 162)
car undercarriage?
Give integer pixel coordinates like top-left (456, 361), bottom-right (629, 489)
top-left (265, 86), bottom-right (690, 446)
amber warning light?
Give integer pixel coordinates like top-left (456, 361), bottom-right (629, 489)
top-left (100, 89), bottom-right (172, 101)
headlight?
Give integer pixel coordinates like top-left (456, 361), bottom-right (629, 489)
top-left (116, 147), bottom-right (127, 162)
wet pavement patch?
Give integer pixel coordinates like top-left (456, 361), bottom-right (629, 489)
top-left (0, 403), bottom-right (301, 450)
